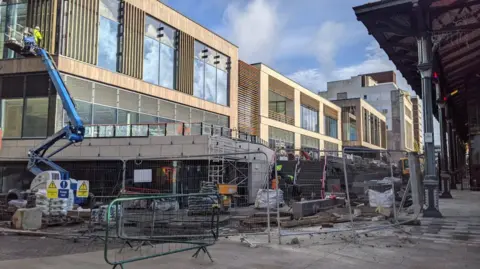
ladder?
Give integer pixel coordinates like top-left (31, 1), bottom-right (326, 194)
top-left (208, 136), bottom-right (225, 184)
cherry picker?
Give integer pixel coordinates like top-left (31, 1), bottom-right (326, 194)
top-left (5, 26), bottom-right (86, 201)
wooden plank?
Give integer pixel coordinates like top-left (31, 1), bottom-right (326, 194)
top-left (238, 60), bottom-right (260, 136)
top-left (93, 0), bottom-right (99, 65)
top-left (50, 0), bottom-right (58, 53)
top-left (119, 2), bottom-right (144, 79)
top-left (177, 32), bottom-right (194, 95)
top-left (66, 0), bottom-right (73, 58)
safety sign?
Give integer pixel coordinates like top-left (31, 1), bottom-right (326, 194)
top-left (46, 180), bottom-right (59, 199)
top-left (58, 179), bottom-right (70, 199)
top-left (77, 181), bottom-right (89, 198)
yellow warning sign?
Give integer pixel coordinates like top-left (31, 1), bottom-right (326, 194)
top-left (77, 180), bottom-right (89, 198)
top-left (46, 180), bottom-right (58, 199)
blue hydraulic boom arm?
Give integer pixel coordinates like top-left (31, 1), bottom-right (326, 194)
top-left (26, 48), bottom-right (85, 180)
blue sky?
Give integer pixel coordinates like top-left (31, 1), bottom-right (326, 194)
top-left (164, 0), bottom-right (412, 93)
top-left (164, 0), bottom-right (440, 143)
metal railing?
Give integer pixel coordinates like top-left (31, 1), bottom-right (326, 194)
top-left (83, 122), bottom-right (270, 147)
top-left (269, 110), bottom-right (295, 125)
top-left (5, 23), bottom-right (27, 44)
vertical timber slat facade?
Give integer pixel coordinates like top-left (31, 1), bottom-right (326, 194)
top-left (177, 31), bottom-right (194, 95)
top-left (64, 0), bottom-right (99, 65)
top-left (27, 0), bottom-right (58, 53)
top-left (238, 60), bottom-right (260, 136)
top-left (121, 2), bottom-right (144, 79)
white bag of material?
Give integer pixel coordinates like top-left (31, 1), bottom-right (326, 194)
top-left (8, 199), bottom-right (27, 209)
top-left (151, 199), bottom-right (179, 211)
top-left (254, 189), bottom-right (284, 209)
top-left (368, 188), bottom-right (394, 208)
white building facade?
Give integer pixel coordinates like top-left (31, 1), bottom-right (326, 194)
top-left (321, 71), bottom-right (416, 155)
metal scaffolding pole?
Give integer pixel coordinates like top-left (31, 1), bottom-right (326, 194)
top-left (417, 34), bottom-right (442, 217)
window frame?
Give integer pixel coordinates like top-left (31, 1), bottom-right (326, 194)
top-left (193, 40), bottom-right (230, 106)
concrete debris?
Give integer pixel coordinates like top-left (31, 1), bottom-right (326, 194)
top-left (376, 207), bottom-right (393, 218)
top-left (290, 237), bottom-right (300, 245)
top-left (371, 215), bottom-right (386, 222)
top-left (11, 207), bottom-right (42, 230)
top-left (240, 237), bottom-right (257, 248)
top-left (292, 198), bottom-right (345, 219)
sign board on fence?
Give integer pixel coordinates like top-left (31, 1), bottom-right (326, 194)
top-left (46, 179), bottom-right (59, 199)
top-left (134, 169), bottom-right (152, 183)
top-left (58, 180), bottom-right (70, 198)
top-left (77, 181), bottom-right (89, 198)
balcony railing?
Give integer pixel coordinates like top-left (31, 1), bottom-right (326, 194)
top-left (83, 122), bottom-right (270, 147)
top-left (269, 110), bottom-right (295, 125)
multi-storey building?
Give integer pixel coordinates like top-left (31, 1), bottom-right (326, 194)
top-left (331, 98), bottom-right (387, 151)
top-left (238, 62), bottom-right (343, 158)
top-left (0, 0), bottom-right (237, 140)
top-left (321, 71), bottom-right (416, 160)
top-left (411, 96), bottom-right (424, 153)
top-left (0, 0), bottom-right (273, 201)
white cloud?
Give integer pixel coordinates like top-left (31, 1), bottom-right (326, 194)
top-left (220, 0), bottom-right (351, 66)
top-left (289, 41), bottom-right (413, 94)
top-left (313, 21), bottom-right (347, 69)
top-left (222, 0), bottom-right (283, 63)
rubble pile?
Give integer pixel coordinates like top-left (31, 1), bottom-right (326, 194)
top-left (187, 182), bottom-right (219, 215)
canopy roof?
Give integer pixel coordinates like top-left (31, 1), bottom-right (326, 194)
top-left (354, 0), bottom-right (480, 140)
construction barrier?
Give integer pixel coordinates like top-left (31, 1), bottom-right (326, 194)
top-left (273, 148), bottom-right (423, 245)
top-left (120, 149), bottom-right (273, 242)
top-left (104, 193), bottom-right (220, 269)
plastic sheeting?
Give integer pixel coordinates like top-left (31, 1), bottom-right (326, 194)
top-left (254, 189), bottom-right (284, 209)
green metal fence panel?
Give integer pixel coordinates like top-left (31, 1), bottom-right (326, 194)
top-left (104, 193), bottom-right (220, 269)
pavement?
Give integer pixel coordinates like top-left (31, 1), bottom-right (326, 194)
top-left (0, 190), bottom-right (479, 269)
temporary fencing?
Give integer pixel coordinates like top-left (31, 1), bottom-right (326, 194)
top-left (104, 193), bottom-right (220, 269)
top-left (120, 150), bottom-right (273, 241)
top-left (273, 148), bottom-right (423, 245)
top-left (0, 146), bottom-right (273, 257)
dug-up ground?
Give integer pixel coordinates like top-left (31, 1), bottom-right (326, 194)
top-left (1, 190), bottom-right (479, 269)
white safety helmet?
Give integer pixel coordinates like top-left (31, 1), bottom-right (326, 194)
top-left (35, 26), bottom-right (40, 30)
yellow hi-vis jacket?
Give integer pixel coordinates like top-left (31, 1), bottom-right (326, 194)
top-left (33, 29), bottom-right (43, 45)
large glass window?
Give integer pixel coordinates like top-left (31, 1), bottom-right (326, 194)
top-left (301, 135), bottom-right (319, 160)
top-left (98, 0), bottom-right (119, 72)
top-left (301, 105), bottom-right (318, 132)
top-left (22, 98), bottom-right (48, 137)
top-left (343, 121), bottom-right (357, 141)
top-left (269, 91), bottom-right (287, 114)
top-left (1, 99), bottom-right (23, 137)
top-left (268, 126), bottom-right (294, 150)
top-left (93, 104), bottom-right (116, 124)
top-left (76, 101), bottom-right (93, 124)
top-left (324, 141), bottom-right (339, 156)
top-left (193, 41), bottom-right (229, 106)
top-left (143, 16), bottom-right (176, 89)
top-left (3, 1), bottom-right (27, 59)
top-left (324, 116), bottom-right (338, 139)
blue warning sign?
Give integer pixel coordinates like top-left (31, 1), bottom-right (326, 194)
top-left (60, 181), bottom-right (68, 189)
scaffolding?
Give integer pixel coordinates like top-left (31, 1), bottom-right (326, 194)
top-left (207, 136), bottom-right (252, 204)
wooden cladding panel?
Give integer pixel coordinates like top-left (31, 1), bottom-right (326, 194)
top-left (177, 32), bottom-right (194, 95)
top-left (121, 2), bottom-right (144, 79)
top-left (238, 60), bottom-right (260, 136)
top-left (64, 0), bottom-right (99, 65)
top-left (324, 105), bottom-right (338, 119)
top-left (27, 0), bottom-right (58, 53)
